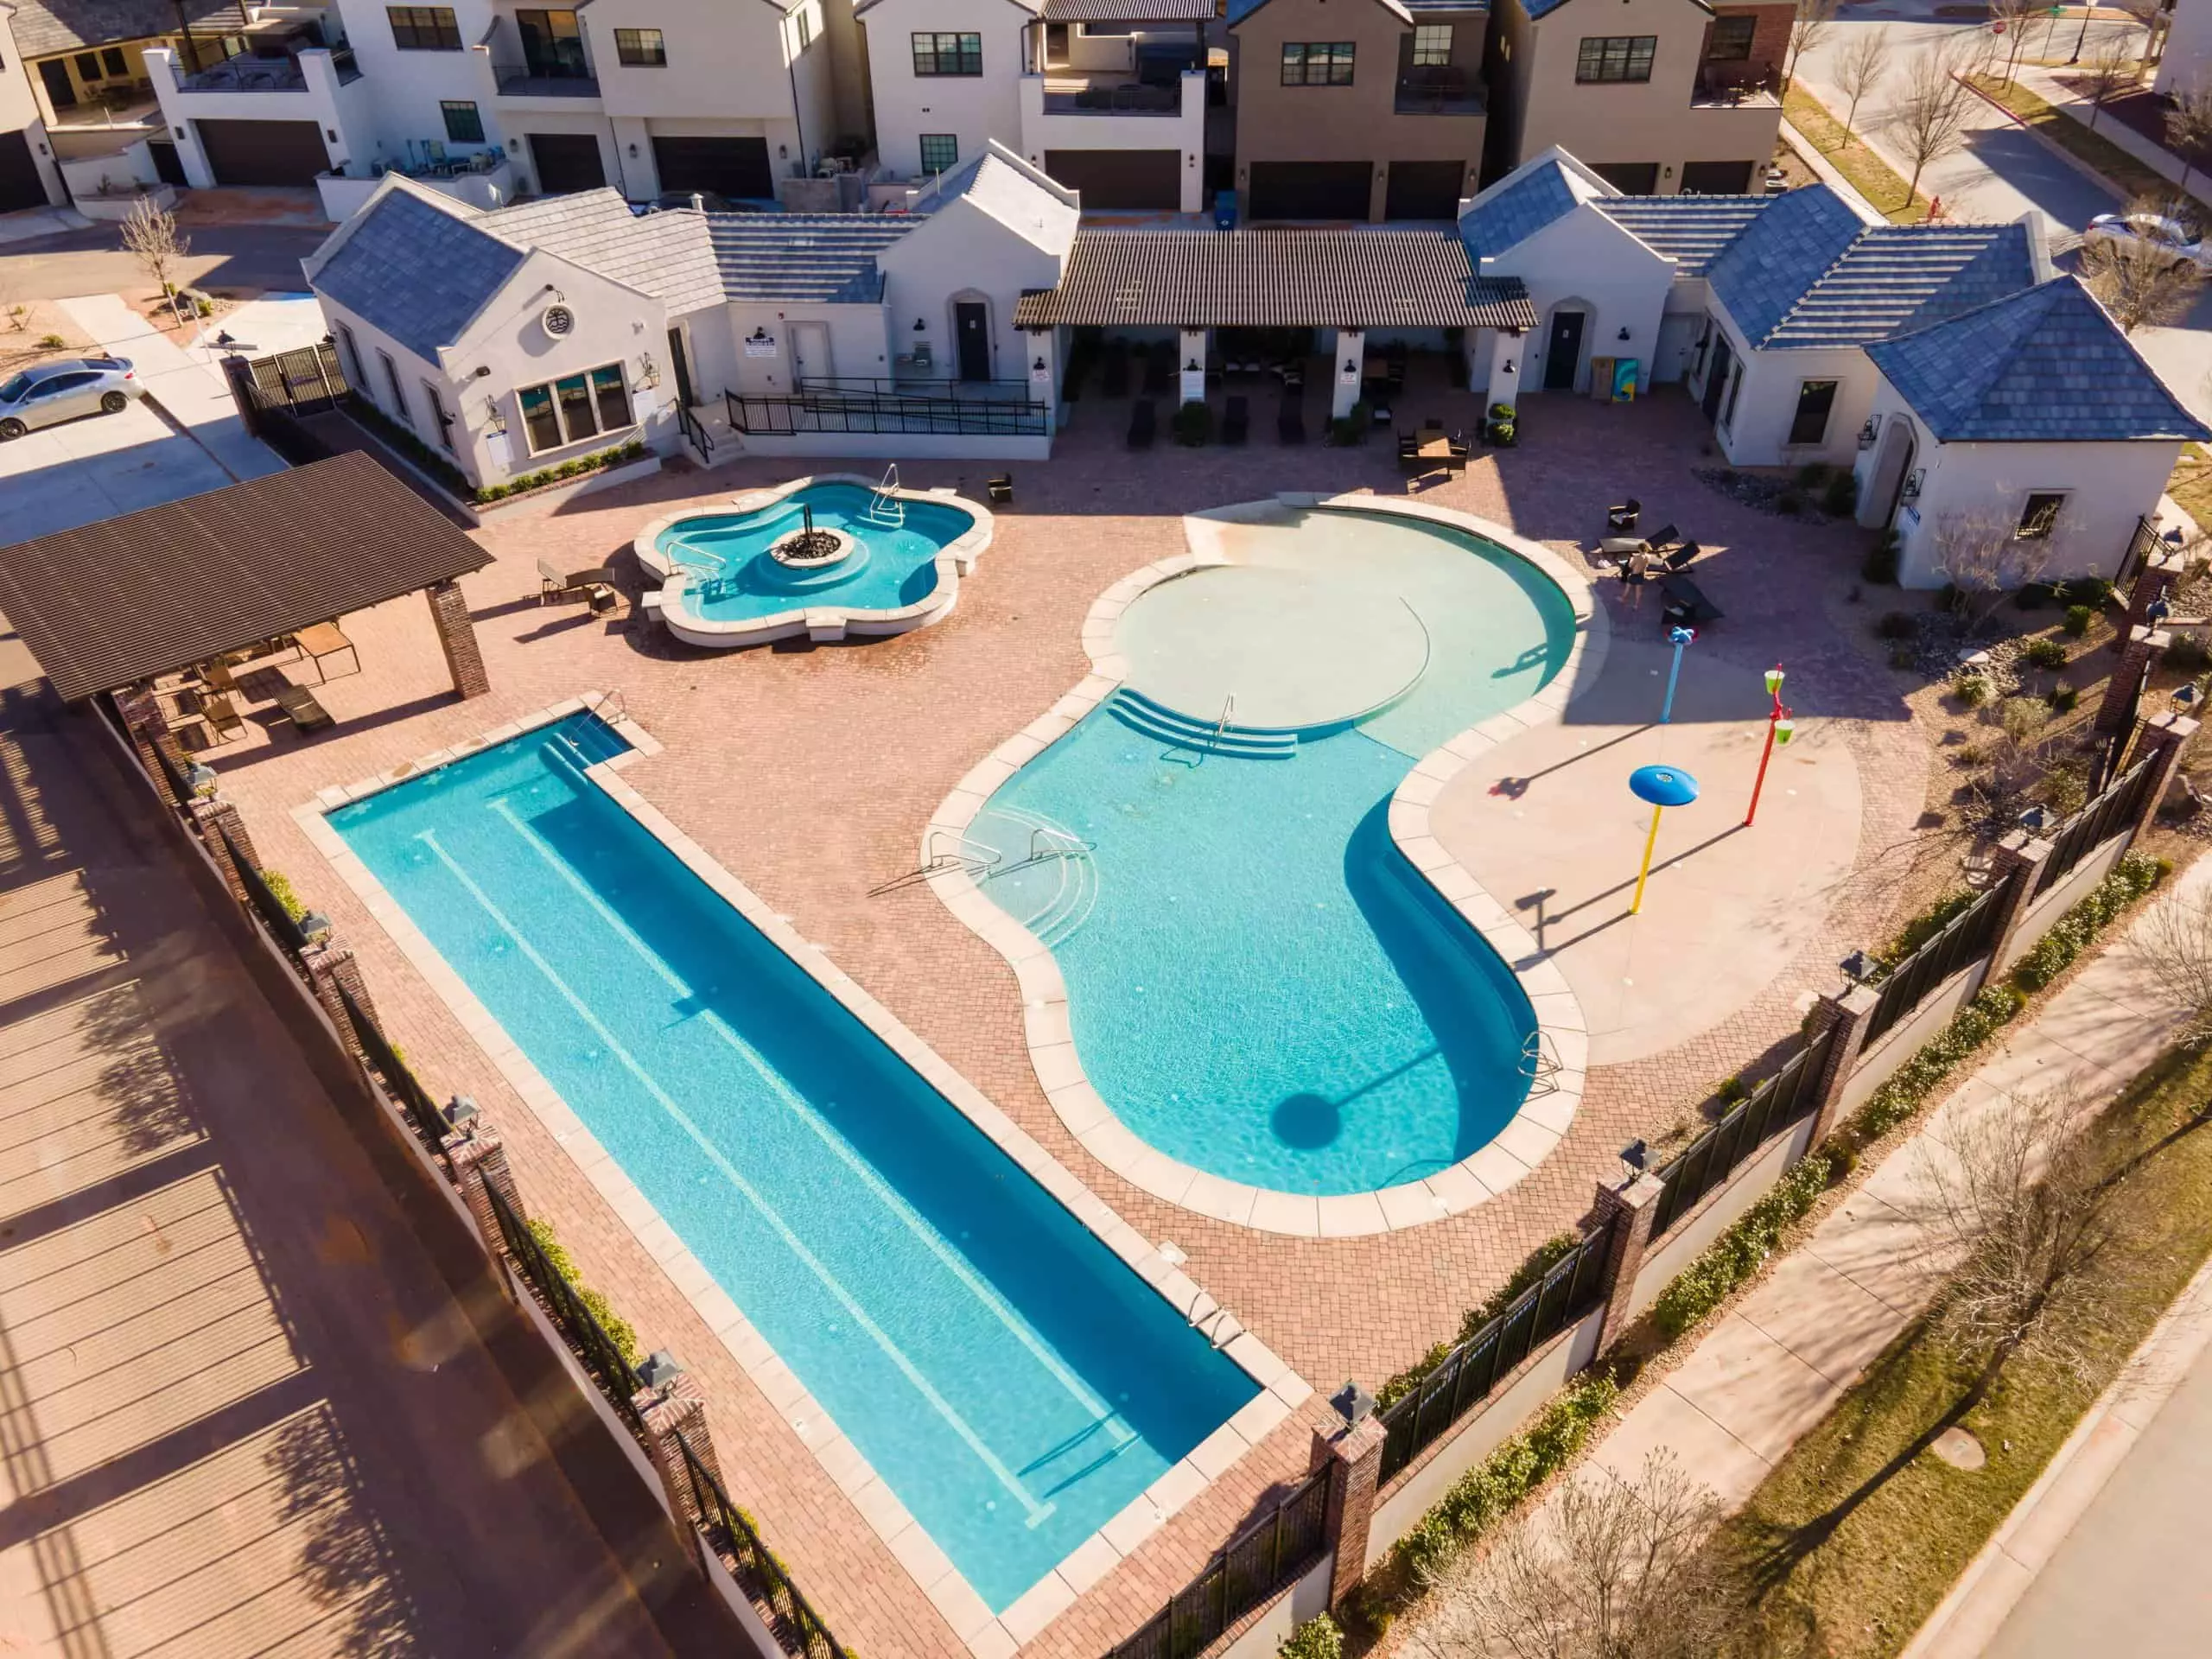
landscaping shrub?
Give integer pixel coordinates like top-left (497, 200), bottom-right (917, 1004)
top-left (1715, 1074), bottom-right (1750, 1107)
top-left (1391, 1373), bottom-right (1619, 1583)
top-left (478, 438), bottom-right (648, 504)
top-left (2023, 638), bottom-right (2069, 671)
top-left (1843, 983), bottom-right (2026, 1148)
top-left (1776, 490), bottom-right (1805, 515)
top-left (1171, 399), bottom-right (1212, 446)
top-left (1876, 888), bottom-right (1975, 968)
top-left (2165, 632), bottom-right (2212, 674)
top-left (1279, 1614), bottom-right (1343, 1659)
top-left (526, 1216), bottom-right (642, 1366)
top-left (2063, 603), bottom-right (2095, 638)
top-left (1649, 1154), bottom-right (1834, 1341)
top-left (2063, 575), bottom-right (2115, 609)
top-left (36, 332), bottom-right (65, 349)
top-left (1862, 532), bottom-right (1900, 585)
top-left (1875, 610), bottom-right (1916, 639)
top-left (1821, 470), bottom-right (1859, 518)
top-left (2015, 581), bottom-right (2060, 610)
top-left (1378, 1231), bottom-right (1585, 1407)
top-left (1795, 461), bottom-right (1831, 490)
top-left (1952, 671), bottom-right (1991, 708)
top-left (1999, 696), bottom-right (2047, 745)
top-left (2049, 683), bottom-right (2080, 714)
top-left (261, 868), bottom-right (308, 923)
top-left (2009, 853), bottom-right (2166, 993)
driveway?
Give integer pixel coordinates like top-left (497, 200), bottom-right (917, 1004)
top-left (0, 400), bottom-right (232, 543)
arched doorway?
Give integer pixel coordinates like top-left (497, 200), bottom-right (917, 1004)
top-left (1541, 302), bottom-right (1590, 392)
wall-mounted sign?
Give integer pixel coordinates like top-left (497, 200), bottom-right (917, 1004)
top-left (744, 332), bottom-right (778, 358)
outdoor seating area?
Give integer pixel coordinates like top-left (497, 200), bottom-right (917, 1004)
top-left (153, 627), bottom-right (353, 751)
top-left (538, 557), bottom-right (620, 613)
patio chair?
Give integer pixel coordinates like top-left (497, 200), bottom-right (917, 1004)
top-left (1128, 398), bottom-right (1156, 449)
top-left (1641, 522), bottom-right (1681, 555)
top-left (987, 474), bottom-right (1014, 505)
top-left (538, 557), bottom-right (617, 608)
top-left (1607, 498), bottom-right (1641, 531)
top-left (1278, 398), bottom-right (1306, 445)
top-left (1447, 437), bottom-right (1471, 470)
top-left (1662, 540), bottom-right (1701, 572)
top-left (1222, 396), bottom-right (1249, 445)
top-left (201, 694), bottom-right (247, 742)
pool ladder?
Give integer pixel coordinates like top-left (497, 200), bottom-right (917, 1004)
top-left (864, 463), bottom-right (906, 528)
top-left (1520, 1028), bottom-right (1563, 1096)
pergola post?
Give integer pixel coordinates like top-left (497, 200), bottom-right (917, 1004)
top-left (1332, 328), bottom-right (1364, 421)
top-left (425, 578), bottom-right (491, 699)
top-left (1488, 328), bottom-right (1524, 413)
top-left (1026, 328), bottom-right (1059, 435)
top-left (1178, 328), bottom-right (1207, 405)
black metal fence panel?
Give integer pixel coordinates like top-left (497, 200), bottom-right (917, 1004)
top-left (675, 1430), bottom-right (849, 1659)
top-left (1375, 1224), bottom-right (1613, 1487)
top-left (339, 982), bottom-right (454, 1153)
top-left (2037, 755), bottom-right (2154, 898)
top-left (1864, 880), bottom-right (2008, 1046)
top-left (726, 387), bottom-right (1049, 437)
top-left (1106, 1469), bottom-right (1332, 1659)
top-left (219, 822), bottom-right (311, 952)
top-left (247, 342), bottom-right (350, 413)
top-left (1649, 1024), bottom-right (1834, 1239)
top-left (483, 1181), bottom-right (646, 1439)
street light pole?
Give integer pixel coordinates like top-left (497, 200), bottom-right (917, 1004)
top-left (1745, 663), bottom-right (1796, 827)
top-left (2069, 3), bottom-right (2094, 62)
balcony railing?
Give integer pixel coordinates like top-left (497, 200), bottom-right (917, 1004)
top-left (1691, 67), bottom-right (1780, 108)
top-left (1039, 77), bottom-right (1183, 115)
top-left (1394, 67), bottom-right (1483, 116)
top-left (492, 60), bottom-right (599, 96)
top-left (174, 47), bottom-right (361, 92)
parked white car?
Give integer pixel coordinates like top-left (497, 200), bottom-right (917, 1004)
top-left (2082, 213), bottom-right (2212, 272)
top-left (0, 357), bottom-right (143, 439)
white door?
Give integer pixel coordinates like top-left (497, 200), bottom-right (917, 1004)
top-left (791, 321), bottom-right (833, 387)
top-left (1654, 313), bottom-right (1702, 385)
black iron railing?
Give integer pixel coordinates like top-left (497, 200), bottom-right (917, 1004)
top-left (340, 982), bottom-right (454, 1153)
top-left (1376, 1225), bottom-right (1613, 1486)
top-left (795, 374), bottom-right (1038, 400)
top-left (1106, 1467), bottom-right (1332, 1659)
top-left (220, 822), bottom-right (310, 952)
top-left (1863, 880), bottom-right (2009, 1046)
top-left (246, 342), bottom-right (350, 414)
top-left (2037, 755), bottom-right (2156, 897)
top-left (676, 402), bottom-right (714, 465)
top-left (1649, 1026), bottom-right (1834, 1238)
top-left (484, 1180), bottom-right (646, 1437)
top-left (725, 386), bottom-right (1049, 438)
top-left (674, 1429), bottom-right (849, 1659)
top-left (150, 728), bottom-right (194, 806)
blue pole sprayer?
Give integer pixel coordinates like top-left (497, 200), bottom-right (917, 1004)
top-left (1661, 626), bottom-right (1695, 724)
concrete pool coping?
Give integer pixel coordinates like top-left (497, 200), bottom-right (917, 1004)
top-left (291, 690), bottom-right (1308, 1659)
top-left (632, 473), bottom-right (994, 649)
top-left (922, 493), bottom-right (1609, 1239)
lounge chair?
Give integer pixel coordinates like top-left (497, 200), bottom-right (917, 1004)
top-left (987, 474), bottom-right (1014, 505)
top-left (1222, 396), bottom-right (1249, 445)
top-left (539, 557), bottom-right (618, 607)
top-left (1641, 523), bottom-right (1681, 555)
top-left (1607, 498), bottom-right (1641, 531)
top-left (1662, 540), bottom-right (1700, 572)
top-left (1278, 398), bottom-right (1306, 445)
top-left (1659, 574), bottom-right (1723, 630)
top-left (1128, 398), bottom-right (1156, 449)
top-left (274, 683), bottom-right (334, 732)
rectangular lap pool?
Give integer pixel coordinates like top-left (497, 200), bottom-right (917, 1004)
top-left (328, 715), bottom-right (1261, 1613)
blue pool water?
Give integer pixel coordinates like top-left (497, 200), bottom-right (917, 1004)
top-left (331, 717), bottom-right (1256, 1611)
top-left (656, 481), bottom-right (975, 621)
top-left (970, 509), bottom-right (1577, 1196)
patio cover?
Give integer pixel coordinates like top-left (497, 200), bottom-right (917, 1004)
top-left (1036, 0), bottom-right (1217, 16)
top-left (0, 453), bottom-right (491, 704)
top-left (1012, 231), bottom-right (1537, 331)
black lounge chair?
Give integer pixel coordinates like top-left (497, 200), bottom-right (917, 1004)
top-left (1128, 397), bottom-right (1156, 448)
top-left (1278, 398), bottom-right (1306, 445)
top-left (987, 474), bottom-right (1014, 505)
top-left (1222, 396), bottom-right (1249, 444)
top-left (1640, 522), bottom-right (1681, 555)
top-left (1662, 539), bottom-right (1700, 572)
top-left (1607, 498), bottom-right (1641, 531)
top-left (1660, 573), bottom-right (1723, 630)
top-left (1102, 338), bottom-right (1129, 397)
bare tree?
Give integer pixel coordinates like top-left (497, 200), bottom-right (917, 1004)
top-left (1931, 505), bottom-right (2058, 626)
top-left (1886, 40), bottom-right (1977, 206)
top-left (1833, 29), bottom-right (1894, 143)
top-left (2077, 35), bottom-right (2141, 129)
top-left (1987, 0), bottom-right (2037, 86)
top-left (1411, 1452), bottom-right (1750, 1659)
top-left (2128, 880), bottom-right (2212, 1046)
top-left (1783, 0), bottom-right (1839, 92)
top-left (2078, 193), bottom-right (2209, 332)
top-left (2164, 79), bottom-right (2212, 190)
top-left (118, 195), bottom-right (191, 325)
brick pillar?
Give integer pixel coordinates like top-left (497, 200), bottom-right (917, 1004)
top-left (187, 794), bottom-right (258, 903)
top-left (1589, 1172), bottom-right (1666, 1356)
top-left (1311, 1406), bottom-right (1387, 1609)
top-left (632, 1363), bottom-right (720, 1528)
top-left (1806, 982), bottom-right (1882, 1146)
top-left (1982, 830), bottom-right (2056, 976)
top-left (2130, 710), bottom-right (2200, 834)
top-left (2094, 626), bottom-right (2169, 741)
top-left (114, 686), bottom-right (190, 803)
top-left (300, 937), bottom-right (376, 1056)
top-left (2125, 545), bottom-right (2185, 637)
top-left (444, 1119), bottom-right (523, 1258)
top-left (425, 578), bottom-right (491, 700)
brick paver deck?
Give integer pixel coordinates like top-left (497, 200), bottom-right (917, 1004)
top-left (205, 385), bottom-right (1933, 1656)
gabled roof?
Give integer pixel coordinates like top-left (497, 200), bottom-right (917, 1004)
top-left (1525, 0), bottom-right (1702, 16)
top-left (311, 189), bottom-right (527, 362)
top-left (1756, 223), bottom-right (2037, 348)
top-left (1459, 159), bottom-right (1592, 259)
top-left (1229, 0), bottom-right (1433, 27)
top-left (1013, 230), bottom-right (1535, 328)
top-left (1039, 0), bottom-right (1216, 17)
top-left (1590, 195), bottom-right (1776, 276)
top-left (1867, 276), bottom-right (2210, 443)
top-left (708, 215), bottom-right (918, 302)
top-left (1704, 184), bottom-right (1868, 345)
top-left (3, 0), bottom-right (245, 57)
top-left (478, 191), bottom-right (722, 315)
top-left (906, 143), bottom-right (1081, 256)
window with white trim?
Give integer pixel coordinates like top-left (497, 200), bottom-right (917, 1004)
top-left (2016, 492), bottom-right (2067, 539)
top-left (516, 363), bottom-right (633, 454)
top-left (1412, 24), bottom-right (1452, 66)
top-left (1281, 41), bottom-right (1356, 85)
top-left (1788, 378), bottom-right (1838, 446)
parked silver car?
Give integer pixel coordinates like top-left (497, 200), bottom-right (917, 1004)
top-left (0, 356), bottom-right (143, 439)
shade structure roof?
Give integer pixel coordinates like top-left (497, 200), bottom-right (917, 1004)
top-left (1038, 0), bottom-right (1216, 16)
top-left (0, 454), bottom-right (492, 703)
top-left (1011, 231), bottom-right (1536, 330)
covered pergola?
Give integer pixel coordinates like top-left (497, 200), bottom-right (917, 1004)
top-left (0, 453), bottom-right (492, 741)
top-left (1014, 229), bottom-right (1537, 416)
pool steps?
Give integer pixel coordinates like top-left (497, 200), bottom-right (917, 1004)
top-left (1107, 688), bottom-right (1298, 760)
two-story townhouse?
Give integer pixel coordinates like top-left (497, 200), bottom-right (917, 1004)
top-left (856, 0), bottom-right (1210, 210)
top-left (1484, 0), bottom-right (1789, 194)
top-left (1226, 0), bottom-right (1490, 221)
top-left (0, 20), bottom-right (67, 207)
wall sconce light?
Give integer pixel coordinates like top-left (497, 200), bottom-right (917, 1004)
top-left (779, 144), bottom-right (789, 158)
top-left (1502, 358), bottom-right (1516, 375)
top-left (1185, 359), bottom-right (1199, 373)
top-left (627, 142), bottom-right (638, 157)
top-left (1033, 356), bottom-right (1046, 372)
top-left (637, 352), bottom-right (660, 391)
top-left (914, 317), bottom-right (927, 332)
top-left (749, 327), bottom-right (771, 341)
top-left (1342, 359), bottom-right (1356, 376)
top-left (485, 397), bottom-right (506, 435)
top-left (1839, 949), bottom-right (1874, 982)
top-left (1617, 326), bottom-right (1630, 340)
top-left (1901, 467), bottom-right (1924, 502)
top-left (1859, 416), bottom-right (1879, 449)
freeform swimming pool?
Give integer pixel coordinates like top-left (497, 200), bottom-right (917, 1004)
top-left (635, 477), bottom-right (991, 649)
top-left (328, 714), bottom-right (1260, 1616)
top-left (940, 501), bottom-right (1596, 1223)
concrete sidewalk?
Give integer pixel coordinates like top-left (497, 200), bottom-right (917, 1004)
top-left (55, 292), bottom-right (286, 484)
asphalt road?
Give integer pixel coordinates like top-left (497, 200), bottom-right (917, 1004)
top-left (0, 224), bottom-right (326, 301)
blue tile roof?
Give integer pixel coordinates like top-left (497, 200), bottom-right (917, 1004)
top-left (705, 214), bottom-right (920, 302)
top-left (1704, 184), bottom-right (1866, 345)
top-left (1868, 276), bottom-right (2211, 443)
top-left (1459, 160), bottom-right (1580, 258)
top-left (314, 190), bottom-right (524, 360)
top-left (1762, 224), bottom-right (2036, 347)
top-left (1590, 194), bottom-right (1774, 275)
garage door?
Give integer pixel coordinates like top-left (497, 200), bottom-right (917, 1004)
top-left (1591, 162), bottom-right (1660, 195)
top-left (1248, 162), bottom-right (1371, 221)
top-left (1383, 159), bottom-right (1465, 221)
top-left (0, 130), bottom-right (46, 213)
top-left (1681, 160), bottom-right (1757, 194)
top-left (529, 132), bottom-right (607, 194)
top-left (195, 118), bottom-right (329, 187)
top-left (1043, 149), bottom-right (1179, 210)
top-left (652, 136), bottom-right (772, 200)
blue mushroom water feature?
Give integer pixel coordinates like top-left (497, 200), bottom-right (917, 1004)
top-left (1627, 763), bottom-right (1699, 915)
